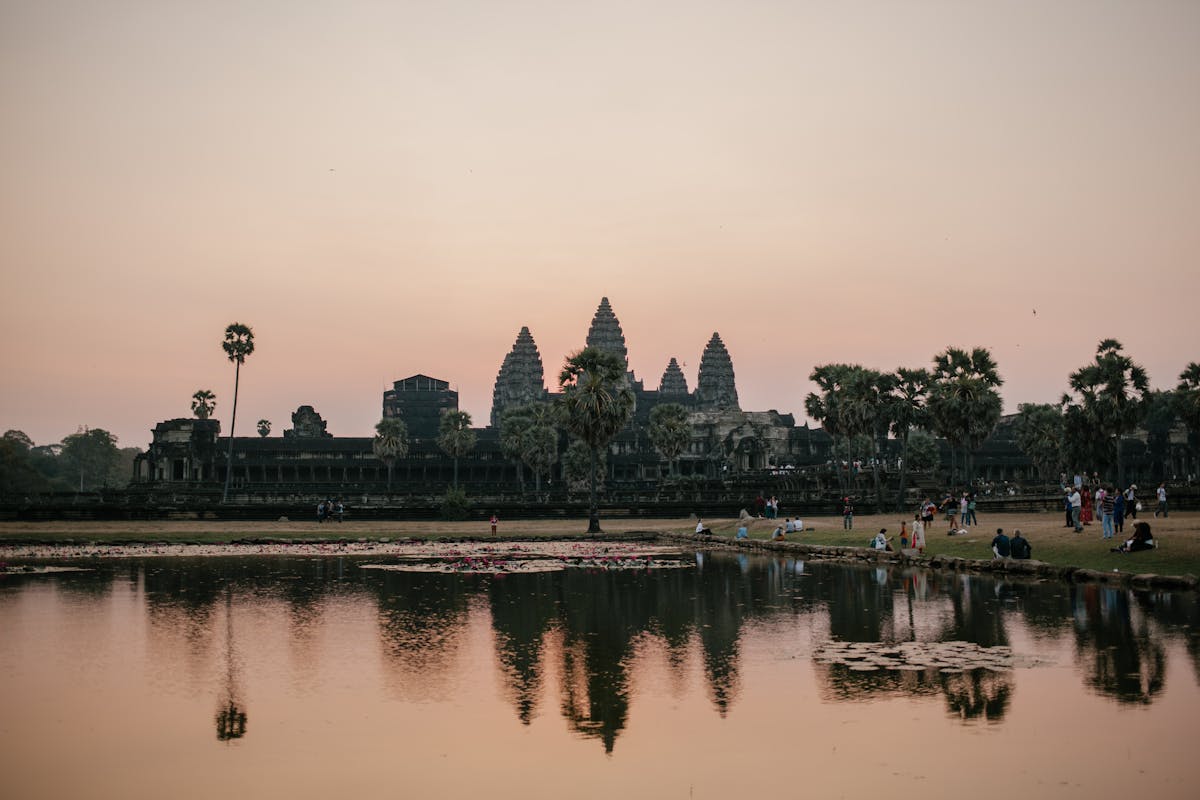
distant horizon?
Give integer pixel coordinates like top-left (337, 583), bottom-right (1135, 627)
top-left (3, 1), bottom-right (1198, 450)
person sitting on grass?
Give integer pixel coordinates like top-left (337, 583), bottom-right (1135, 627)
top-left (771, 526), bottom-right (785, 541)
top-left (736, 524), bottom-right (749, 540)
top-left (1010, 529), bottom-right (1032, 560)
top-left (695, 519), bottom-right (711, 536)
top-left (1112, 521), bottom-right (1155, 553)
top-left (991, 528), bottom-right (1011, 559)
top-left (871, 528), bottom-right (893, 551)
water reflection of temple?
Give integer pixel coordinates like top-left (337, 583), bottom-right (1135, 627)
top-left (97, 551), bottom-right (1200, 752)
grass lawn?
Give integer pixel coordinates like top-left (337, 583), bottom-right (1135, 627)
top-left (2, 512), bottom-right (1198, 578)
top-left (701, 510), bottom-right (1200, 577)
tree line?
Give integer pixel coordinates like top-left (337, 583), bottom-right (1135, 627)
top-left (0, 427), bottom-right (139, 494)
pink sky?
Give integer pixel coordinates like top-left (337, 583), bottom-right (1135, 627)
top-left (2, 0), bottom-right (1198, 449)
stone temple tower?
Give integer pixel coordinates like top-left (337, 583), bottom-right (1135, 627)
top-left (695, 332), bottom-right (739, 410)
top-left (585, 297), bottom-right (630, 373)
top-left (659, 357), bottom-right (689, 397)
top-left (490, 326), bottom-right (548, 427)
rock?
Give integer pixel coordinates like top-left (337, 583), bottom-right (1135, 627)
top-left (277, 516), bottom-right (289, 522)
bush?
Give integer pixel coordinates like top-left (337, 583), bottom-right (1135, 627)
top-left (439, 487), bottom-right (470, 520)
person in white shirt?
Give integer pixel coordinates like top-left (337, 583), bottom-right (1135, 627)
top-left (1069, 489), bottom-right (1083, 532)
top-left (1155, 484), bottom-right (1168, 517)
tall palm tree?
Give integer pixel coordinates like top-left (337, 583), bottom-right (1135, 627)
top-left (928, 347), bottom-right (1003, 486)
top-left (191, 389), bottom-right (217, 420)
top-left (805, 364), bottom-right (854, 495)
top-left (1060, 339), bottom-right (1148, 484)
top-left (1013, 403), bottom-right (1065, 484)
top-left (373, 417), bottom-right (409, 491)
top-left (556, 347), bottom-right (635, 533)
top-left (523, 401), bottom-right (560, 497)
top-left (839, 367), bottom-right (896, 512)
top-left (648, 403), bottom-right (691, 478)
top-left (221, 323), bottom-right (254, 503)
top-left (437, 410), bottom-right (476, 490)
top-left (499, 406), bottom-right (533, 493)
top-left (1175, 363), bottom-right (1200, 474)
top-left (889, 367), bottom-right (931, 509)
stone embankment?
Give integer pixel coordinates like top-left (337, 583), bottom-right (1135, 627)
top-left (656, 531), bottom-right (1199, 592)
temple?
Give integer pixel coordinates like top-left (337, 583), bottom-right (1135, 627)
top-left (132, 296), bottom-right (1049, 503)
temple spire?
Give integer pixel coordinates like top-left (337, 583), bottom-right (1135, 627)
top-left (584, 297), bottom-right (629, 373)
top-left (659, 358), bottom-right (689, 396)
top-left (490, 326), bottom-right (547, 426)
top-left (695, 333), bottom-right (739, 410)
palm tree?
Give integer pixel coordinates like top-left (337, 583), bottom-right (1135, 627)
top-left (499, 406), bottom-right (533, 493)
top-left (523, 401), bottom-right (560, 497)
top-left (1013, 403), bottom-right (1065, 484)
top-left (805, 364), bottom-right (855, 495)
top-left (839, 367), bottom-right (896, 512)
top-left (191, 389), bottom-right (217, 420)
top-left (437, 410), bottom-right (476, 490)
top-left (1060, 339), bottom-right (1149, 485)
top-left (648, 403), bottom-right (691, 478)
top-left (373, 417), bottom-right (409, 491)
top-left (221, 323), bottom-right (254, 503)
top-left (556, 347), bottom-right (635, 533)
top-left (928, 347), bottom-right (1003, 486)
top-left (1175, 363), bottom-right (1200, 475)
top-left (889, 367), bottom-right (931, 509)
top-left (256, 419), bottom-right (271, 437)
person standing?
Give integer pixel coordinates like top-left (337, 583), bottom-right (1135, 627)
top-left (1155, 483), bottom-right (1168, 517)
top-left (1125, 485), bottom-right (1138, 519)
top-left (968, 494), bottom-right (978, 526)
top-left (1069, 487), bottom-right (1083, 532)
top-left (959, 494), bottom-right (970, 527)
top-left (1063, 489), bottom-right (1074, 528)
top-left (1080, 486), bottom-right (1094, 526)
top-left (490, 513), bottom-right (498, 535)
top-left (1113, 491), bottom-right (1126, 535)
top-left (1100, 487), bottom-right (1115, 539)
top-left (911, 513), bottom-right (926, 554)
top-left (842, 497), bottom-right (854, 530)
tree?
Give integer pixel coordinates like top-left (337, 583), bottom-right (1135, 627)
top-left (372, 417), bottom-right (409, 491)
top-left (1141, 390), bottom-right (1177, 481)
top-left (3, 430), bottom-right (34, 451)
top-left (805, 364), bottom-right (854, 495)
top-left (1014, 403), bottom-right (1064, 483)
top-left (888, 368), bottom-right (931, 509)
top-left (556, 347), bottom-right (636, 533)
top-left (1176, 363), bottom-right (1200, 472)
top-left (563, 438), bottom-right (606, 493)
top-left (1060, 339), bottom-right (1149, 485)
top-left (437, 410), bottom-right (476, 490)
top-left (60, 426), bottom-right (121, 491)
top-left (648, 403), bottom-right (691, 478)
top-left (256, 419), bottom-right (271, 437)
top-left (928, 347), bottom-right (1004, 486)
top-left (0, 431), bottom-right (51, 495)
top-left (906, 431), bottom-right (940, 474)
top-left (221, 323), bottom-right (255, 502)
top-left (839, 367), bottom-right (896, 512)
top-left (499, 407), bottom-right (534, 493)
top-left (191, 390), bottom-right (217, 420)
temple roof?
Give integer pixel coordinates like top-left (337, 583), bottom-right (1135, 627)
top-left (659, 357), bottom-right (689, 395)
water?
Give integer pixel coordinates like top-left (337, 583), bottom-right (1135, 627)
top-left (1, 550), bottom-right (1198, 799)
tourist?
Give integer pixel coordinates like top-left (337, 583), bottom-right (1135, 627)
top-left (768, 496), bottom-right (779, 519)
top-left (842, 497), bottom-right (854, 530)
top-left (794, 518), bottom-right (804, 533)
top-left (899, 520), bottom-right (909, 549)
top-left (334, 498), bottom-right (345, 523)
top-left (959, 493), bottom-right (970, 527)
top-left (771, 526), bottom-right (785, 541)
top-left (1112, 521), bottom-right (1156, 553)
top-left (1113, 491), bottom-right (1126, 534)
top-left (1063, 488), bottom-right (1074, 528)
top-left (1080, 486), bottom-right (1093, 526)
top-left (943, 494), bottom-right (958, 528)
top-left (1094, 484), bottom-right (1107, 520)
top-left (1010, 530), bottom-right (1032, 560)
top-left (967, 494), bottom-right (978, 526)
top-left (695, 519), bottom-right (709, 536)
top-left (921, 498), bottom-right (936, 528)
top-left (784, 518), bottom-right (795, 533)
top-left (1100, 487), bottom-right (1115, 539)
top-left (1155, 483), bottom-right (1168, 517)
top-left (990, 528), bottom-right (1011, 559)
top-left (754, 493), bottom-right (766, 518)
top-left (911, 513), bottom-right (926, 554)
top-left (871, 528), bottom-right (893, 551)
top-left (1125, 484), bottom-right (1138, 519)
top-left (490, 513), bottom-right (498, 535)
top-left (1069, 487), bottom-right (1083, 532)
top-left (736, 524), bottom-right (749, 540)
top-left (317, 500), bottom-right (327, 524)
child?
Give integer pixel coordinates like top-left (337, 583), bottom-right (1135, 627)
top-left (899, 520), bottom-right (909, 549)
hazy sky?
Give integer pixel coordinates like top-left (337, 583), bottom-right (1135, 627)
top-left (2, 0), bottom-right (1198, 449)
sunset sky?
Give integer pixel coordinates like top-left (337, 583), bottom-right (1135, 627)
top-left (2, 0), bottom-right (1198, 450)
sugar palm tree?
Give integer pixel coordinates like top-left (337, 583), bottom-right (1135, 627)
top-left (373, 417), bottom-right (409, 491)
top-left (1060, 339), bottom-right (1148, 484)
top-left (928, 347), bottom-right (1003, 486)
top-left (556, 347), bottom-right (635, 533)
top-left (648, 403), bottom-right (691, 478)
top-left (1175, 363), bottom-right (1200, 472)
top-left (256, 419), bottom-right (271, 437)
top-left (499, 406), bottom-right (533, 493)
top-left (889, 367), bottom-right (931, 509)
top-left (437, 410), bottom-right (476, 490)
top-left (840, 367), bottom-right (896, 512)
top-left (221, 323), bottom-right (254, 503)
top-left (523, 401), bottom-right (560, 497)
top-left (191, 389), bottom-right (216, 420)
top-left (806, 364), bottom-right (854, 495)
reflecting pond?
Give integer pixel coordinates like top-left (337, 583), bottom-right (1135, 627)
top-left (2, 549), bottom-right (1199, 799)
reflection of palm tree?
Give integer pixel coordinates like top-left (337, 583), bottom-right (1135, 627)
top-left (1072, 585), bottom-right (1165, 704)
top-left (941, 670), bottom-right (1012, 721)
top-left (489, 572), bottom-right (558, 724)
top-left (215, 586), bottom-right (247, 741)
